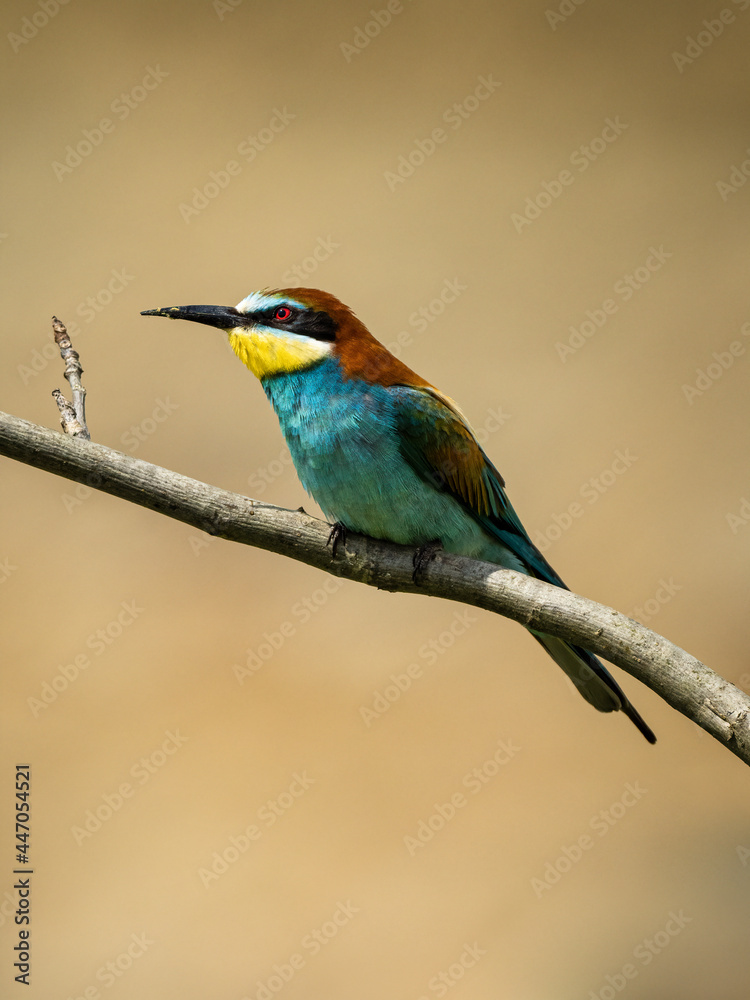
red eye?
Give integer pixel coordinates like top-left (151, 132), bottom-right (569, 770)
top-left (274, 306), bottom-right (293, 322)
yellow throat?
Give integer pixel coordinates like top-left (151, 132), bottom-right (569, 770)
top-left (227, 326), bottom-right (331, 380)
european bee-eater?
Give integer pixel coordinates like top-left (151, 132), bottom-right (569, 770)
top-left (142, 288), bottom-right (655, 743)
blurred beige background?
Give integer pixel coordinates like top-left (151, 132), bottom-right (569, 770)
top-left (2, 1), bottom-right (750, 997)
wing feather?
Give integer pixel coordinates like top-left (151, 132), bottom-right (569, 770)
top-left (394, 385), bottom-right (562, 584)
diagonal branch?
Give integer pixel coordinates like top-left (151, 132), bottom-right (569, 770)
top-left (1, 408), bottom-right (748, 765)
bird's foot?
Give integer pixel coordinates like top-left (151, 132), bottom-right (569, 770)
top-left (412, 539), bottom-right (442, 584)
top-left (327, 522), bottom-right (348, 559)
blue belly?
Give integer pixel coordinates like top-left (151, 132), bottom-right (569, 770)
top-left (260, 361), bottom-right (526, 572)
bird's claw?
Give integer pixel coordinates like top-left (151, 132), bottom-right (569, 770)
top-left (412, 540), bottom-right (442, 584)
top-left (327, 522), bottom-right (348, 558)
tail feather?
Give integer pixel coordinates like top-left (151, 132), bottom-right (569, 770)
top-left (458, 470), bottom-right (656, 743)
top-left (531, 632), bottom-right (656, 744)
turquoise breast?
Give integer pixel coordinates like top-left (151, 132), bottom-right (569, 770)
top-left (260, 359), bottom-right (511, 562)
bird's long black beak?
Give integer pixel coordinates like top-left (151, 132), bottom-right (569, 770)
top-left (140, 304), bottom-right (246, 329)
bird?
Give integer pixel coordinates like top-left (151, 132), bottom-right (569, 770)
top-left (142, 288), bottom-right (655, 743)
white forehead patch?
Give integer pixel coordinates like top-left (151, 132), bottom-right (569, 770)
top-left (235, 290), bottom-right (306, 314)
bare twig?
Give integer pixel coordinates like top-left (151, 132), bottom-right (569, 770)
top-left (1, 410), bottom-right (749, 765)
top-left (51, 316), bottom-right (89, 439)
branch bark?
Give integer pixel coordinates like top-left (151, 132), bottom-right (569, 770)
top-left (51, 316), bottom-right (90, 439)
top-left (1, 408), bottom-right (748, 765)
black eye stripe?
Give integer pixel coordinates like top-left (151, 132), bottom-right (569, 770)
top-left (255, 306), bottom-right (338, 342)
